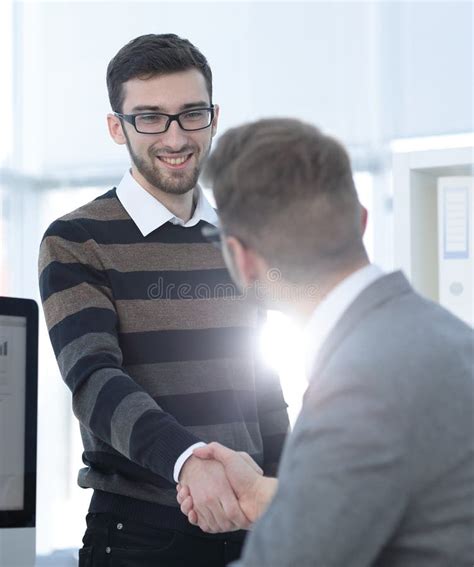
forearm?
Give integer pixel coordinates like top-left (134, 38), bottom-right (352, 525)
top-left (39, 235), bottom-right (203, 482)
top-left (72, 363), bottom-right (204, 482)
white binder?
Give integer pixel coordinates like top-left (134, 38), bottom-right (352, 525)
top-left (437, 176), bottom-right (474, 326)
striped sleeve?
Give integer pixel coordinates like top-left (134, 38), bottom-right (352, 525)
top-left (255, 312), bottom-right (290, 476)
top-left (38, 219), bottom-right (203, 484)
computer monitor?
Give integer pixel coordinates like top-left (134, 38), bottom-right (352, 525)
top-left (0, 297), bottom-right (38, 567)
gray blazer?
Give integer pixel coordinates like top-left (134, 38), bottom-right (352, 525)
top-left (235, 271), bottom-right (474, 567)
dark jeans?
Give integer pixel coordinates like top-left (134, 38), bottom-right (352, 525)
top-left (78, 513), bottom-right (244, 567)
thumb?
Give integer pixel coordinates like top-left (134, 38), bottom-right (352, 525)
top-left (191, 445), bottom-right (215, 460)
top-left (193, 442), bottom-right (235, 466)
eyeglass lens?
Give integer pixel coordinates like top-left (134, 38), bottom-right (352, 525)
top-left (136, 109), bottom-right (212, 133)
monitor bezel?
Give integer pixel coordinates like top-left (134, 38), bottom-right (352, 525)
top-left (0, 297), bottom-right (38, 528)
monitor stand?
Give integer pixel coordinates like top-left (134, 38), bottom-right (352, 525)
top-left (0, 527), bottom-right (35, 567)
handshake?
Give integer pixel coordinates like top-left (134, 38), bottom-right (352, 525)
top-left (176, 443), bottom-right (277, 533)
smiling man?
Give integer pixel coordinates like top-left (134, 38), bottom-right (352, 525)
top-left (109, 70), bottom-right (215, 206)
top-left (38, 34), bottom-right (289, 567)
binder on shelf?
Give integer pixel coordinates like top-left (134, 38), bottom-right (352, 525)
top-left (437, 176), bottom-right (474, 326)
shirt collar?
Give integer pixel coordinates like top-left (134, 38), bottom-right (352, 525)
top-left (304, 263), bottom-right (384, 377)
top-left (116, 169), bottom-right (218, 237)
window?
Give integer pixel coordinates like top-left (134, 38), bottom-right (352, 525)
top-left (0, 0), bottom-right (13, 166)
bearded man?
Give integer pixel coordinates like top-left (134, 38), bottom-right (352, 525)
top-left (38, 34), bottom-right (288, 567)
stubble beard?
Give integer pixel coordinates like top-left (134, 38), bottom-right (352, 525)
top-left (124, 133), bottom-right (212, 196)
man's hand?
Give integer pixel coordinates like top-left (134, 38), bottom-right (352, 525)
top-left (178, 453), bottom-right (251, 533)
top-left (178, 443), bottom-right (275, 528)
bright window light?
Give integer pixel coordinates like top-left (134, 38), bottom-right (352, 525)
top-left (0, 0), bottom-right (13, 165)
top-left (391, 132), bottom-right (474, 153)
top-left (36, 186), bottom-right (107, 555)
top-left (260, 311), bottom-right (307, 426)
top-left (39, 186), bottom-right (106, 228)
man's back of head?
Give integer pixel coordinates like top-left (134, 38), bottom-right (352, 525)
top-left (203, 118), bottom-right (368, 286)
top-left (202, 118), bottom-right (474, 567)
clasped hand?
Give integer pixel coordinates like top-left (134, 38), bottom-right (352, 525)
top-left (177, 443), bottom-right (263, 533)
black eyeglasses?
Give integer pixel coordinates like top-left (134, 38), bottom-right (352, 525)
top-left (114, 106), bottom-right (215, 134)
top-left (202, 223), bottom-right (247, 251)
top-left (201, 223), bottom-right (222, 249)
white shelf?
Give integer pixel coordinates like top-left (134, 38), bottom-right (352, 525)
top-left (392, 137), bottom-right (473, 303)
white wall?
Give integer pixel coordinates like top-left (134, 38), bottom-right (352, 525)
top-left (12, 1), bottom-right (472, 176)
top-left (379, 1), bottom-right (473, 140)
top-left (14, 1), bottom-right (381, 174)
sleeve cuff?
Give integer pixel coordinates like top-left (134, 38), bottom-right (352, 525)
top-left (173, 442), bottom-right (207, 483)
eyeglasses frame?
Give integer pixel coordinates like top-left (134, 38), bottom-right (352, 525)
top-left (201, 223), bottom-right (223, 249)
top-left (114, 105), bottom-right (215, 134)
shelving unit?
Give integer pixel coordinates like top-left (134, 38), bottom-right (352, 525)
top-left (392, 136), bottom-right (473, 305)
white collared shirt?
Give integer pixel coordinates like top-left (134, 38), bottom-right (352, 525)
top-left (116, 169), bottom-right (218, 236)
top-left (304, 264), bottom-right (384, 377)
top-left (115, 168), bottom-right (216, 481)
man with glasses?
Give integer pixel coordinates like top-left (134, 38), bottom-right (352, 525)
top-left (38, 34), bottom-right (289, 567)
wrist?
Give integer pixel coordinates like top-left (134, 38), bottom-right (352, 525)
top-left (178, 454), bottom-right (197, 483)
top-left (255, 476), bottom-right (278, 519)
top-left (174, 442), bottom-right (207, 483)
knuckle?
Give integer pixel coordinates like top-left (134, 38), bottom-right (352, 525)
top-left (203, 495), bottom-right (214, 506)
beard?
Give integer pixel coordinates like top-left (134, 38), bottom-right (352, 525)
top-left (124, 131), bottom-right (212, 195)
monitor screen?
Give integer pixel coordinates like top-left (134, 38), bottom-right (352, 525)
top-left (0, 314), bottom-right (27, 512)
top-left (0, 298), bottom-right (37, 528)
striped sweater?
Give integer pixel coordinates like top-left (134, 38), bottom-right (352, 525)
top-left (38, 188), bottom-right (289, 534)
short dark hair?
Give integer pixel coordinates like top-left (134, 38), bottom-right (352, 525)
top-left (203, 118), bottom-right (366, 284)
top-left (106, 33), bottom-right (213, 112)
